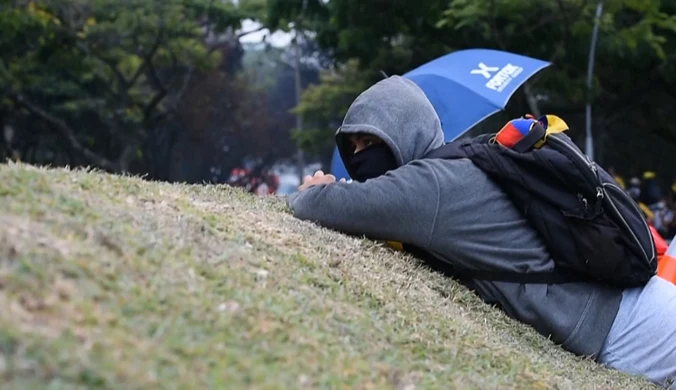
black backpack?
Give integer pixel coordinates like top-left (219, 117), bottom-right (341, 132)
top-left (424, 115), bottom-right (657, 287)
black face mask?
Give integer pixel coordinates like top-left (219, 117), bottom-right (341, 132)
top-left (349, 143), bottom-right (398, 182)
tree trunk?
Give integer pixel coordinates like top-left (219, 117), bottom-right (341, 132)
top-left (11, 94), bottom-right (117, 172)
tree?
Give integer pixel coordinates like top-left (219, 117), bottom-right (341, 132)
top-left (437, 0), bottom-right (676, 173)
top-left (291, 59), bottom-right (369, 165)
top-left (0, 0), bottom-right (247, 173)
top-left (268, 0), bottom-right (676, 180)
top-left (243, 40), bottom-right (323, 163)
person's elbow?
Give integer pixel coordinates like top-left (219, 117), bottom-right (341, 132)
top-left (287, 191), bottom-right (317, 221)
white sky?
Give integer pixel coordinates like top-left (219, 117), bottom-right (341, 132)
top-left (239, 19), bottom-right (293, 47)
top-left (233, 0), bottom-right (329, 47)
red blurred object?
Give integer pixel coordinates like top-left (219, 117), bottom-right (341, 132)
top-left (648, 224), bottom-right (676, 285)
top-left (650, 224), bottom-right (668, 257)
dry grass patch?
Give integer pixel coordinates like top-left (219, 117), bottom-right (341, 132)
top-left (0, 163), bottom-right (656, 389)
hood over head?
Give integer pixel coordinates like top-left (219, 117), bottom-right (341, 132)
top-left (336, 75), bottom-right (445, 178)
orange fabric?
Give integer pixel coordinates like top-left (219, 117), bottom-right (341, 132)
top-left (657, 228), bottom-right (676, 285)
top-left (657, 255), bottom-right (676, 285)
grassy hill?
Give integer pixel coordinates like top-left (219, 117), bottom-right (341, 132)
top-left (0, 163), bottom-right (655, 389)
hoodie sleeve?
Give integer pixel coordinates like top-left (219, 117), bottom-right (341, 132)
top-left (287, 161), bottom-right (440, 247)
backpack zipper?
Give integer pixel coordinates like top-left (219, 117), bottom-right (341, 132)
top-left (547, 134), bottom-right (655, 264)
top-left (602, 183), bottom-right (655, 264)
top-left (547, 135), bottom-right (603, 202)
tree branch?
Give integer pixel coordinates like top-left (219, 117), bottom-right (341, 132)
top-left (10, 94), bottom-right (116, 171)
top-left (147, 110), bottom-right (172, 129)
top-left (46, 9), bottom-right (127, 88)
top-left (237, 25), bottom-right (266, 39)
top-left (63, 70), bottom-right (117, 101)
top-left (143, 90), bottom-right (168, 124)
top-left (171, 66), bottom-right (195, 111)
top-left (130, 19), bottom-right (166, 90)
top-left (208, 37), bottom-right (239, 55)
top-left (140, 24), bottom-right (169, 122)
top-left (75, 41), bottom-right (129, 89)
top-left (204, 0), bottom-right (216, 38)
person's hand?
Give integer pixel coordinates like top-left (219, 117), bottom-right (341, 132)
top-left (298, 170), bottom-right (346, 192)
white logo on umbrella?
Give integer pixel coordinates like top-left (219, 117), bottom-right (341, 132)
top-left (470, 63), bottom-right (500, 79)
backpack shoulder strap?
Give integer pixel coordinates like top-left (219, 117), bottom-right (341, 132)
top-left (424, 134), bottom-right (494, 160)
top-left (402, 243), bottom-right (579, 284)
top-left (424, 142), bottom-right (467, 160)
top-left (451, 269), bottom-right (579, 284)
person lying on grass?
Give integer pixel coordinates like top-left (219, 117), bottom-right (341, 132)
top-left (287, 75), bottom-right (676, 387)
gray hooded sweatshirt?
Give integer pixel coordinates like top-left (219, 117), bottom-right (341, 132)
top-left (288, 75), bottom-right (623, 358)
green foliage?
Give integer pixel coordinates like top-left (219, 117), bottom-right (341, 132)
top-left (0, 0), bottom-right (248, 171)
top-left (4, 0), bottom-right (676, 178)
top-left (269, 0), bottom-right (676, 174)
top-left (291, 59), bottom-right (370, 157)
top-left (268, 0), bottom-right (451, 75)
top-left (237, 0), bottom-right (269, 22)
top-left (435, 0), bottom-right (676, 174)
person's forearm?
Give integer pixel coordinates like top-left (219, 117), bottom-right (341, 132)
top-left (287, 165), bottom-right (440, 247)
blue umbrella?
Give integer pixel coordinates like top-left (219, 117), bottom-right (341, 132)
top-left (330, 48), bottom-right (552, 180)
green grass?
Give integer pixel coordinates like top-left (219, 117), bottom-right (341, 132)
top-left (0, 163), bottom-right (656, 389)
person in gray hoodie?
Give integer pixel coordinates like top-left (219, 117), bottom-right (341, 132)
top-left (287, 75), bottom-right (676, 387)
